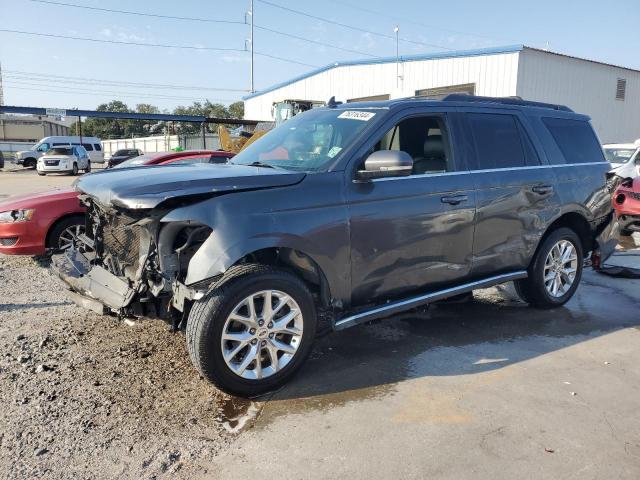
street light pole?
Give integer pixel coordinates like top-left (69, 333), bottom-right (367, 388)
top-left (394, 26), bottom-right (399, 89)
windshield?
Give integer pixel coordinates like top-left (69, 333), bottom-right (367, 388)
top-left (604, 147), bottom-right (637, 164)
top-left (231, 108), bottom-right (378, 172)
top-left (33, 142), bottom-right (50, 152)
top-left (46, 147), bottom-right (73, 155)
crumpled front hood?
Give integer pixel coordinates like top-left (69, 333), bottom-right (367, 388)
top-left (75, 163), bottom-right (306, 209)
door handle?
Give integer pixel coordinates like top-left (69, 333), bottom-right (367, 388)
top-left (441, 194), bottom-right (468, 205)
top-left (532, 185), bottom-right (554, 195)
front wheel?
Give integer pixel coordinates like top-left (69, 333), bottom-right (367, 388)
top-left (70, 163), bottom-right (79, 176)
top-left (515, 227), bottom-right (583, 308)
top-left (186, 264), bottom-right (317, 396)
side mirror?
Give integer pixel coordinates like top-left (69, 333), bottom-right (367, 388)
top-left (356, 150), bottom-right (413, 181)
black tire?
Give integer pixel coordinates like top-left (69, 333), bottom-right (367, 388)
top-left (85, 162), bottom-right (91, 173)
top-left (23, 158), bottom-right (37, 169)
top-left (186, 264), bottom-right (317, 396)
top-left (46, 215), bottom-right (85, 250)
top-left (515, 227), bottom-right (583, 308)
top-left (70, 163), bottom-right (78, 176)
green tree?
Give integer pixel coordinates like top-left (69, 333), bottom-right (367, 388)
top-left (228, 101), bottom-right (244, 119)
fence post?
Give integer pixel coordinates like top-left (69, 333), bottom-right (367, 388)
top-left (201, 122), bottom-right (206, 149)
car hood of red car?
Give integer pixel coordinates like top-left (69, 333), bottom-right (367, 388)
top-left (0, 187), bottom-right (78, 211)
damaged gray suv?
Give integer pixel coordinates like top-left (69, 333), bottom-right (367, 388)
top-left (52, 95), bottom-right (615, 396)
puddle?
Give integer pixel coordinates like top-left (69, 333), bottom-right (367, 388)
top-left (216, 396), bottom-right (262, 434)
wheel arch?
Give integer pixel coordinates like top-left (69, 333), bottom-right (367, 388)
top-left (533, 211), bottom-right (592, 264)
top-left (45, 213), bottom-right (85, 248)
top-left (231, 247), bottom-right (333, 307)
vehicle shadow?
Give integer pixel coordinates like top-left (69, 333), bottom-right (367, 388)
top-left (273, 273), bottom-right (640, 402)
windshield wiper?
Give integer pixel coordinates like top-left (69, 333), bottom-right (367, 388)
top-left (246, 161), bottom-right (276, 169)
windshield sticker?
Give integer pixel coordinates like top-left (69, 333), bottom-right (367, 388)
top-left (337, 111), bottom-right (376, 121)
top-left (327, 146), bottom-right (343, 158)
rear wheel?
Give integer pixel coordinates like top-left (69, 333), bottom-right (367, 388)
top-left (186, 264), bottom-right (317, 396)
top-left (515, 227), bottom-right (583, 308)
top-left (84, 162), bottom-right (91, 173)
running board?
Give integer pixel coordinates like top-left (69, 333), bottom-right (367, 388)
top-left (333, 271), bottom-right (528, 331)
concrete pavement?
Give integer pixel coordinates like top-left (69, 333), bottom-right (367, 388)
top-left (210, 247), bottom-right (640, 479)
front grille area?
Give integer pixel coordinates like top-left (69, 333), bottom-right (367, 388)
top-left (0, 237), bottom-right (18, 246)
top-left (44, 160), bottom-right (60, 166)
top-left (87, 201), bottom-right (143, 276)
top-left (102, 214), bottom-right (142, 273)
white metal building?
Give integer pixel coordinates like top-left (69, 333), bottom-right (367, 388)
top-left (243, 45), bottom-right (640, 143)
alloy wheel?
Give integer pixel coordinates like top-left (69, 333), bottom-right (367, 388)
top-left (58, 224), bottom-right (85, 250)
top-left (221, 290), bottom-right (304, 380)
top-left (543, 239), bottom-right (578, 297)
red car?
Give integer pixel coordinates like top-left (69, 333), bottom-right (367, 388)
top-left (0, 150), bottom-right (234, 255)
top-left (613, 177), bottom-right (640, 235)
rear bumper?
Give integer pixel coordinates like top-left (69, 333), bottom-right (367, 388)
top-left (51, 250), bottom-right (137, 313)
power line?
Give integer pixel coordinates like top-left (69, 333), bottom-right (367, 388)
top-left (327, 0), bottom-right (503, 43)
top-left (4, 83), bottom-right (238, 103)
top-left (28, 0), bottom-right (380, 59)
top-left (254, 25), bottom-right (379, 58)
top-left (29, 0), bottom-right (245, 24)
top-left (3, 70), bottom-right (250, 92)
top-left (0, 28), bottom-right (244, 52)
top-left (0, 29), bottom-right (318, 67)
top-left (255, 0), bottom-right (453, 51)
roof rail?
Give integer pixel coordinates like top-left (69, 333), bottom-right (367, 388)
top-left (441, 94), bottom-right (573, 112)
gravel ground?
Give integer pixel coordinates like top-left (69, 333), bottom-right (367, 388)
top-left (0, 255), bottom-right (243, 479)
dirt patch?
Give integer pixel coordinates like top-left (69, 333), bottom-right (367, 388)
top-left (0, 255), bottom-right (240, 479)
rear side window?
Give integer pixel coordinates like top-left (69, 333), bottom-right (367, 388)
top-left (467, 113), bottom-right (528, 169)
top-left (94, 144), bottom-right (102, 151)
top-left (82, 143), bottom-right (94, 151)
top-left (542, 118), bottom-right (605, 164)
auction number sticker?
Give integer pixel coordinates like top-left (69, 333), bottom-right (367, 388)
top-left (337, 110), bottom-right (376, 121)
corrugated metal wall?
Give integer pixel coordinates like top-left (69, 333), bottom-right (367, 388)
top-left (517, 49), bottom-right (640, 143)
top-left (245, 52), bottom-right (520, 120)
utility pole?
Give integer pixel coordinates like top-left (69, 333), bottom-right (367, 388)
top-left (394, 26), bottom-right (399, 89)
top-left (248, 0), bottom-right (254, 93)
top-left (0, 62), bottom-right (4, 106)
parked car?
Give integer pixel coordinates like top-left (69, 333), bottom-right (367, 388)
top-left (36, 145), bottom-right (91, 176)
top-left (16, 136), bottom-right (103, 168)
top-left (613, 177), bottom-right (640, 235)
top-left (51, 95), bottom-right (615, 396)
top-left (114, 150), bottom-right (234, 168)
top-left (604, 142), bottom-right (640, 178)
top-left (0, 151), bottom-right (233, 256)
top-left (107, 149), bottom-right (143, 168)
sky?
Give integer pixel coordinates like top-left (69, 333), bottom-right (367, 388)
top-left (0, 0), bottom-right (639, 112)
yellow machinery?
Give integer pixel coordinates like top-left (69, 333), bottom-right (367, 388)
top-left (218, 125), bottom-right (268, 154)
